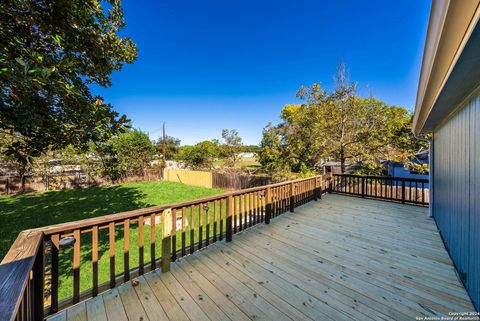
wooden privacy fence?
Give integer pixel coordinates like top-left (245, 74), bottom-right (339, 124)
top-left (0, 175), bottom-right (324, 321)
top-left (164, 168), bottom-right (281, 190)
top-left (212, 172), bottom-right (280, 190)
top-left (163, 168), bottom-right (213, 188)
top-left (330, 174), bottom-right (429, 206)
top-left (0, 169), bottom-right (162, 195)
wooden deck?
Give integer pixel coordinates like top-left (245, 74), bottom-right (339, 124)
top-left (47, 194), bottom-right (475, 321)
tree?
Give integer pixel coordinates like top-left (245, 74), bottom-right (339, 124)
top-left (259, 62), bottom-right (426, 175)
top-left (178, 141), bottom-right (218, 169)
top-left (110, 130), bottom-right (155, 177)
top-left (220, 129), bottom-right (243, 168)
top-left (155, 136), bottom-right (181, 160)
top-left (258, 124), bottom-right (287, 174)
top-left (0, 0), bottom-right (137, 190)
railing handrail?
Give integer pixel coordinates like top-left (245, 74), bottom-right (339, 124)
top-left (0, 175), bottom-right (323, 321)
top-left (0, 230), bottom-right (44, 321)
top-left (330, 173), bottom-right (429, 206)
top-left (332, 173), bottom-right (429, 183)
top-left (33, 176), bottom-right (319, 236)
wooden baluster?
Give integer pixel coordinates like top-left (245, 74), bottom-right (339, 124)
top-left (124, 219), bottom-right (130, 282)
top-left (233, 196), bottom-right (238, 234)
top-left (138, 216), bottom-right (144, 275)
top-left (290, 182), bottom-right (295, 212)
top-left (205, 202), bottom-right (210, 246)
top-left (50, 234), bottom-right (59, 313)
top-left (181, 207), bottom-right (186, 256)
top-left (421, 182), bottom-right (425, 205)
top-left (73, 229), bottom-right (81, 303)
top-left (265, 187), bottom-right (272, 224)
top-left (198, 204), bottom-right (203, 249)
top-left (213, 200), bottom-right (218, 243)
top-left (245, 193), bottom-right (252, 229)
top-left (238, 195), bottom-right (243, 232)
top-left (189, 205), bottom-right (195, 254)
top-left (33, 238), bottom-right (44, 321)
top-left (219, 199), bottom-right (224, 240)
top-left (226, 195), bottom-right (233, 242)
top-left (150, 213), bottom-right (156, 270)
top-left (415, 181), bottom-right (418, 203)
top-left (246, 194), bottom-right (250, 228)
top-left (171, 209), bottom-right (177, 261)
top-left (92, 225), bottom-right (99, 296)
top-left (253, 191), bottom-right (258, 225)
top-left (109, 222), bottom-right (116, 288)
top-left (161, 209), bottom-right (172, 273)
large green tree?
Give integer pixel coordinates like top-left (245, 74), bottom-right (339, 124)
top-left (110, 129), bottom-right (155, 177)
top-left (155, 135), bottom-right (181, 160)
top-left (220, 129), bottom-right (243, 168)
top-left (260, 63), bottom-right (426, 175)
top-left (0, 0), bottom-right (137, 187)
top-left (178, 141), bottom-right (219, 170)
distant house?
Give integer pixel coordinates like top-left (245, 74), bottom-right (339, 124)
top-left (321, 161), bottom-right (362, 174)
top-left (383, 150), bottom-right (429, 183)
top-left (235, 152), bottom-right (256, 159)
top-left (413, 0), bottom-right (480, 310)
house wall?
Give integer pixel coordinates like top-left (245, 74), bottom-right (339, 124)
top-left (433, 92), bottom-right (480, 310)
top-left (392, 167), bottom-right (429, 187)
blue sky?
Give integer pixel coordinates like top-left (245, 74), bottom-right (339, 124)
top-left (95, 0), bottom-right (431, 145)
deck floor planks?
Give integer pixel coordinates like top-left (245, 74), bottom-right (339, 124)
top-left (234, 228), bottom-right (468, 316)
top-left (48, 194), bottom-right (475, 321)
top-left (169, 261), bottom-right (232, 321)
top-left (133, 275), bottom-right (170, 321)
top-left (182, 252), bottom-right (275, 321)
top-left (249, 224), bottom-right (470, 305)
top-left (66, 302), bottom-right (86, 321)
top-left (185, 251), bottom-right (313, 321)
top-left (117, 282), bottom-right (150, 321)
top-left (173, 259), bottom-right (254, 321)
top-left (143, 271), bottom-right (190, 321)
top-left (102, 287), bottom-right (128, 321)
top-left (85, 295), bottom-right (107, 321)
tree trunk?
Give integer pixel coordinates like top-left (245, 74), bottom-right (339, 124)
top-left (19, 164), bottom-right (26, 193)
top-left (340, 146), bottom-right (346, 173)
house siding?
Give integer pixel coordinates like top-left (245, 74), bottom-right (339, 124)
top-left (433, 92), bottom-right (480, 310)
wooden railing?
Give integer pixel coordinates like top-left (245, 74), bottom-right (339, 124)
top-left (0, 175), bottom-right (324, 321)
top-left (330, 174), bottom-right (429, 206)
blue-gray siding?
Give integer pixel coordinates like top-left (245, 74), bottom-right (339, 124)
top-left (433, 91), bottom-right (480, 310)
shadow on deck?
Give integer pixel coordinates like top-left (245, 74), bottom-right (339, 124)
top-left (48, 194), bottom-right (474, 321)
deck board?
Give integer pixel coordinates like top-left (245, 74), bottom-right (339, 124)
top-left (47, 194), bottom-right (475, 321)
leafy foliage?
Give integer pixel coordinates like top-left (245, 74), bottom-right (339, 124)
top-left (220, 129), bottom-right (243, 168)
top-left (178, 140), bottom-right (219, 170)
top-left (110, 129), bottom-right (156, 177)
top-left (0, 0), bottom-right (137, 186)
top-left (259, 63), bottom-right (427, 175)
top-left (155, 135), bottom-right (181, 160)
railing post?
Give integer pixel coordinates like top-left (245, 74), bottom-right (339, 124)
top-left (161, 208), bottom-right (172, 273)
top-left (401, 179), bottom-right (406, 204)
top-left (290, 182), bottom-right (295, 212)
top-left (361, 176), bottom-right (365, 198)
top-left (33, 236), bottom-right (44, 321)
top-left (328, 175), bottom-right (333, 194)
top-left (314, 176), bottom-right (321, 201)
top-left (265, 187), bottom-right (272, 224)
top-left (226, 195), bottom-right (233, 242)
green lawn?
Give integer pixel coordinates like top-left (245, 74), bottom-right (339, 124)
top-left (0, 181), bottom-right (224, 301)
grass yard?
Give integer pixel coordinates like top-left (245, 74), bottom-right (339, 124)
top-left (0, 181), bottom-right (224, 301)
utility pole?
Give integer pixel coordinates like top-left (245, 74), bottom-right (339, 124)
top-left (162, 123), bottom-right (167, 179)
